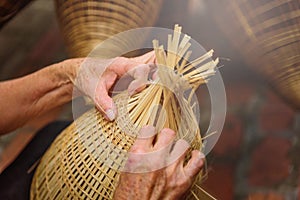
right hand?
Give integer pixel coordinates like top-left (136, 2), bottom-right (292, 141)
top-left (113, 125), bottom-right (205, 200)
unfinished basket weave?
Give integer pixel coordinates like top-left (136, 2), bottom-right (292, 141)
top-left (30, 25), bottom-right (218, 200)
top-left (207, 0), bottom-right (300, 109)
top-left (55, 0), bottom-right (163, 57)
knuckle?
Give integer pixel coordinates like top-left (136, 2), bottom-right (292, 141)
top-left (129, 145), bottom-right (146, 154)
top-left (159, 129), bottom-right (176, 142)
top-left (178, 177), bottom-right (191, 187)
top-left (169, 177), bottom-right (190, 190)
top-left (161, 128), bottom-right (176, 136)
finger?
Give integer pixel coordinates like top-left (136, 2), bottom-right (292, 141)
top-left (168, 139), bottom-right (190, 167)
top-left (153, 128), bottom-right (176, 150)
top-left (183, 150), bottom-right (205, 178)
top-left (130, 125), bottom-right (156, 153)
top-left (151, 69), bottom-right (159, 81)
top-left (127, 79), bottom-right (147, 96)
top-left (108, 53), bottom-right (155, 78)
top-left (137, 125), bottom-right (157, 139)
top-left (130, 50), bottom-right (156, 64)
top-left (147, 63), bottom-right (158, 81)
top-left (127, 64), bottom-right (150, 95)
top-left (94, 80), bottom-right (117, 121)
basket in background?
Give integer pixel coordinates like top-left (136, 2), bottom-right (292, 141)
top-left (55, 0), bottom-right (163, 57)
top-left (207, 0), bottom-right (300, 109)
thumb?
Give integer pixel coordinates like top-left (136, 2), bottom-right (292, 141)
top-left (94, 80), bottom-right (117, 121)
top-left (130, 51), bottom-right (156, 64)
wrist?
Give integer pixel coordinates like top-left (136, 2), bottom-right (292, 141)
top-left (58, 58), bottom-right (84, 84)
top-left (31, 58), bottom-right (83, 105)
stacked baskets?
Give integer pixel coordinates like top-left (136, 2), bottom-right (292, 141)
top-left (55, 0), bottom-right (163, 57)
top-left (207, 0), bottom-right (300, 109)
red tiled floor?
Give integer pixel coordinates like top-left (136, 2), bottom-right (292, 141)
top-left (213, 114), bottom-right (243, 158)
top-left (248, 192), bottom-right (285, 200)
top-left (202, 163), bottom-right (235, 200)
top-left (248, 136), bottom-right (292, 187)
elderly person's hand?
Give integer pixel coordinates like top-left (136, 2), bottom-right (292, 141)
top-left (63, 51), bottom-right (156, 121)
top-left (113, 126), bottom-right (205, 200)
top-left (0, 52), bottom-right (155, 134)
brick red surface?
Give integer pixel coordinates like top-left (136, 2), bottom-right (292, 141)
top-left (212, 114), bottom-right (243, 157)
top-left (248, 192), bottom-right (285, 200)
top-left (259, 91), bottom-right (295, 132)
top-left (202, 163), bottom-right (235, 200)
top-left (248, 136), bottom-right (291, 187)
top-left (226, 84), bottom-right (254, 106)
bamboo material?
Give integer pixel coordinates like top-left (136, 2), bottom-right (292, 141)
top-left (207, 0), bottom-right (300, 109)
top-left (30, 25), bottom-right (218, 200)
top-left (55, 0), bottom-right (163, 57)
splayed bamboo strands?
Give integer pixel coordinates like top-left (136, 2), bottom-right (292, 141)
top-left (177, 35), bottom-right (192, 65)
top-left (193, 183), bottom-right (217, 200)
top-left (201, 131), bottom-right (218, 141)
top-left (178, 42), bottom-right (192, 62)
top-left (31, 24), bottom-right (218, 200)
top-left (189, 58), bottom-right (219, 76)
top-left (178, 50), bottom-right (192, 72)
top-left (181, 50), bottom-right (215, 74)
top-left (185, 60), bottom-right (218, 81)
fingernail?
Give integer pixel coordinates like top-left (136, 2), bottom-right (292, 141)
top-left (106, 109), bottom-right (115, 121)
top-left (199, 152), bottom-right (205, 159)
top-left (128, 88), bottom-right (135, 96)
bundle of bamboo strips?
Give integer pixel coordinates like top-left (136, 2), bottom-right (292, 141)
top-left (30, 25), bottom-right (218, 200)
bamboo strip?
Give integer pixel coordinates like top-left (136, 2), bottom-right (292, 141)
top-left (31, 24), bottom-right (218, 200)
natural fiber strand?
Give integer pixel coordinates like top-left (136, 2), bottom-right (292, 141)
top-left (31, 24), bottom-right (218, 200)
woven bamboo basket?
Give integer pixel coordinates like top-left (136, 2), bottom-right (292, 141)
top-left (55, 0), bottom-right (163, 57)
top-left (30, 25), bottom-right (218, 200)
top-left (207, 0), bottom-right (300, 109)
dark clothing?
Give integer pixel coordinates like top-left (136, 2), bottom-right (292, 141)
top-left (0, 121), bottom-right (71, 200)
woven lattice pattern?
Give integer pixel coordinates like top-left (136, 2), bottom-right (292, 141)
top-left (55, 0), bottom-right (163, 57)
top-left (208, 0), bottom-right (300, 109)
top-left (31, 25), bottom-right (218, 200)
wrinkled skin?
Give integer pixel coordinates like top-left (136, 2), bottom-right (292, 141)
top-left (0, 51), bottom-right (155, 134)
top-left (72, 51), bottom-right (156, 121)
top-left (0, 50), bottom-right (205, 199)
top-left (114, 126), bottom-right (205, 200)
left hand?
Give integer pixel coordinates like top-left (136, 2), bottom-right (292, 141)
top-left (0, 52), bottom-right (155, 134)
top-left (64, 51), bottom-right (156, 120)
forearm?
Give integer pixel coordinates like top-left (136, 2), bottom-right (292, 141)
top-left (0, 58), bottom-right (83, 134)
top-left (0, 53), bottom-right (153, 134)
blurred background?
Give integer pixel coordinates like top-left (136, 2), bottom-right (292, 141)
top-left (0, 0), bottom-right (299, 199)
